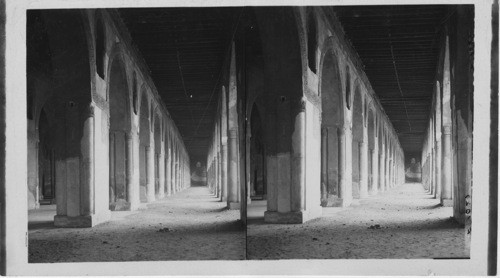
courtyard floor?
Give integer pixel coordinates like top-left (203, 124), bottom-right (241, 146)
top-left (28, 185), bottom-right (245, 263)
top-left (246, 183), bottom-right (469, 259)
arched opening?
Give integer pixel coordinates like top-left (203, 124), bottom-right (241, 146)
top-left (238, 10), bottom-right (267, 208)
top-left (352, 85), bottom-right (363, 198)
top-left (249, 103), bottom-right (266, 200)
top-left (434, 79), bottom-right (442, 200)
top-left (320, 49), bottom-right (344, 207)
top-left (139, 90), bottom-right (150, 203)
top-left (132, 72), bottom-right (138, 115)
top-left (38, 108), bottom-right (55, 205)
top-left (441, 37), bottom-right (453, 206)
top-left (345, 66), bottom-right (352, 110)
top-left (154, 113), bottom-right (162, 198)
top-left (108, 57), bottom-right (131, 211)
top-left (307, 8), bottom-right (317, 74)
top-left (95, 13), bottom-right (106, 79)
top-left (27, 9), bottom-right (97, 231)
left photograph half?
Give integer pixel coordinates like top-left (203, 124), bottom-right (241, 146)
top-left (26, 8), bottom-right (246, 263)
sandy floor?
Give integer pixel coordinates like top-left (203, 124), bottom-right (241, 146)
top-left (247, 183), bottom-right (469, 260)
top-left (28, 186), bottom-right (245, 263)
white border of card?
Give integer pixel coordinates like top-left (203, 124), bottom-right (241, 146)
top-left (4, 0), bottom-right (495, 276)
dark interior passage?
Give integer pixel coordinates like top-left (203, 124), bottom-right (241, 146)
top-left (108, 58), bottom-right (131, 211)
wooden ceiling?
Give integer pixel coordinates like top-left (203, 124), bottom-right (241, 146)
top-left (119, 7), bottom-right (241, 161)
top-left (334, 5), bottom-right (449, 153)
top-left (119, 6), bottom-right (449, 159)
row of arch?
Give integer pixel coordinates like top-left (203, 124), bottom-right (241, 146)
top-left (205, 7), bottom-right (405, 223)
top-left (26, 10), bottom-right (191, 226)
top-left (98, 9), bottom-right (191, 213)
top-left (421, 6), bottom-right (474, 225)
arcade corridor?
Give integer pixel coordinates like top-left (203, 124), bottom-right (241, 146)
top-left (26, 5), bottom-right (474, 262)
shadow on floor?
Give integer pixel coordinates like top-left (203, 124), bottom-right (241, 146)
top-left (28, 221), bottom-right (57, 230)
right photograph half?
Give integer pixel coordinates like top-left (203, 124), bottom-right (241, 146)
top-left (239, 5), bottom-right (474, 259)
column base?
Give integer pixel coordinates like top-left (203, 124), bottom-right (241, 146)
top-left (29, 202), bottom-right (40, 210)
top-left (359, 191), bottom-right (369, 199)
top-left (441, 198), bottom-right (453, 207)
top-left (156, 193), bottom-right (165, 200)
top-left (264, 211), bottom-right (310, 224)
top-left (228, 202), bottom-right (240, 210)
top-left (321, 195), bottom-right (352, 207)
top-left (110, 199), bottom-right (140, 211)
top-left (453, 212), bottom-right (466, 226)
top-left (54, 210), bottom-right (111, 228)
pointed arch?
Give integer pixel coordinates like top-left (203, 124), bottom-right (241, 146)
top-left (319, 43), bottom-right (344, 206)
top-left (250, 102), bottom-right (266, 199)
top-left (94, 11), bottom-right (106, 79)
top-left (108, 54), bottom-right (132, 210)
top-left (306, 7), bottom-right (318, 73)
top-left (352, 83), bottom-right (364, 198)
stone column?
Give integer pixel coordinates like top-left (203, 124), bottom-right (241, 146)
top-left (171, 143), bottom-right (176, 194)
top-left (391, 155), bottom-right (395, 188)
top-left (379, 143), bottom-right (385, 192)
top-left (290, 99), bottom-right (306, 212)
top-left (217, 124), bottom-right (222, 197)
top-left (384, 143), bottom-right (390, 190)
top-left (126, 133), bottom-right (134, 205)
top-left (158, 140), bottom-right (165, 199)
top-left (126, 132), bottom-right (140, 210)
top-left (429, 150), bottom-right (433, 195)
top-left (321, 127), bottom-right (328, 202)
top-left (227, 129), bottom-right (240, 209)
top-left (179, 153), bottom-right (182, 191)
top-left (338, 127), bottom-right (350, 206)
top-left (81, 105), bottom-right (95, 216)
top-left (173, 146), bottom-right (177, 193)
top-left (146, 144), bottom-right (155, 202)
top-left (359, 140), bottom-right (368, 198)
top-left (387, 148), bottom-right (391, 188)
top-left (370, 137), bottom-right (379, 195)
top-left (441, 126), bottom-right (453, 206)
top-left (226, 42), bottom-right (239, 209)
top-left (387, 150), bottom-right (391, 188)
top-left (221, 140), bottom-right (228, 202)
top-left (220, 88), bottom-right (228, 202)
top-left (170, 141), bottom-right (175, 194)
top-left (166, 133), bottom-right (172, 196)
top-left (54, 104), bottom-right (110, 227)
top-left (217, 143), bottom-right (222, 198)
top-left (246, 124), bottom-right (251, 204)
top-left (175, 146), bottom-right (179, 192)
top-left (434, 141), bottom-right (441, 199)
